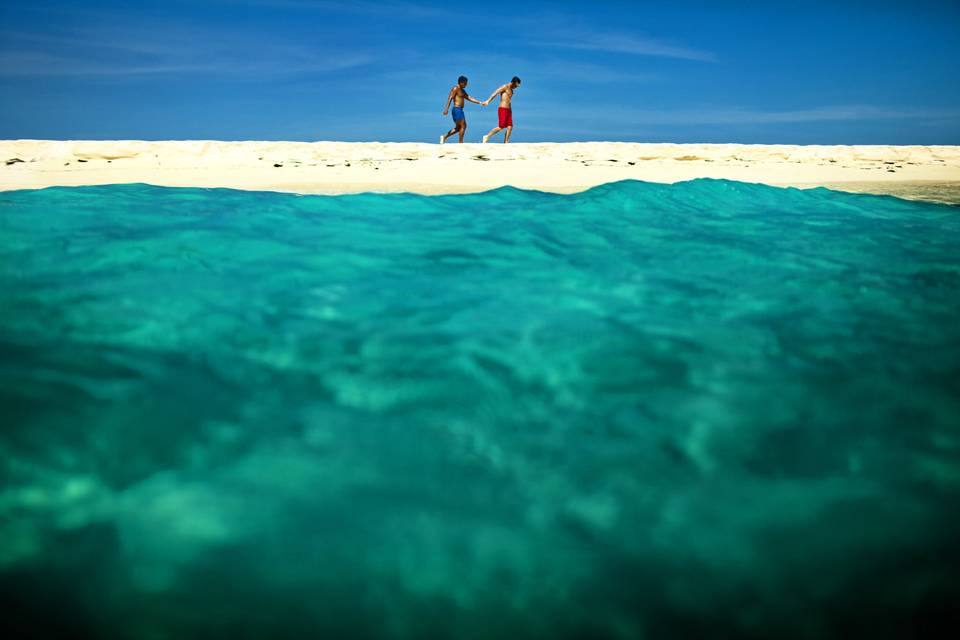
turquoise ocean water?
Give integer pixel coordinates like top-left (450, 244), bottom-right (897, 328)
top-left (1, 180), bottom-right (959, 638)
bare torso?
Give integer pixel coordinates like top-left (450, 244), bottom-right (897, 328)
top-left (452, 87), bottom-right (468, 108)
top-left (498, 85), bottom-right (513, 109)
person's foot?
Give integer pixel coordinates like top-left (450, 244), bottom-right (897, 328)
top-left (481, 135), bottom-right (489, 144)
top-left (439, 135), bottom-right (445, 145)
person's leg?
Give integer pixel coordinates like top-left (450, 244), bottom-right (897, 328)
top-left (483, 127), bottom-right (502, 143)
top-left (458, 120), bottom-right (467, 143)
top-left (504, 126), bottom-right (513, 143)
top-left (443, 107), bottom-right (465, 143)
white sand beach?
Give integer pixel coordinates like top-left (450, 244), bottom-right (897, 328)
top-left (2, 140), bottom-right (959, 204)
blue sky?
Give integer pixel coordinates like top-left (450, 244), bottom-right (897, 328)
top-left (1, 0), bottom-right (958, 143)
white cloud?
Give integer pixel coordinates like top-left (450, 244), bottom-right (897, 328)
top-left (0, 24), bottom-right (375, 77)
top-left (534, 28), bottom-right (717, 62)
top-left (377, 53), bottom-right (657, 86)
top-left (528, 105), bottom-right (960, 127)
top-left (0, 51), bottom-right (373, 77)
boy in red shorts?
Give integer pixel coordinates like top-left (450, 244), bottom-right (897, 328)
top-left (481, 76), bottom-right (521, 144)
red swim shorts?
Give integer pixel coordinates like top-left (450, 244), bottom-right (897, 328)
top-left (498, 107), bottom-right (513, 128)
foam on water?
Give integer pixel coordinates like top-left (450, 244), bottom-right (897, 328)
top-left (1, 180), bottom-right (959, 638)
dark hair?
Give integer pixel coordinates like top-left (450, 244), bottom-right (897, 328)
top-left (512, 76), bottom-right (521, 85)
top-left (458, 75), bottom-right (468, 84)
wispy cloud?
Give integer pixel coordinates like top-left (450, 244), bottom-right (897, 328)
top-left (684, 105), bottom-right (960, 124)
top-left (537, 60), bottom-right (657, 84)
top-left (233, 0), bottom-right (711, 68)
top-left (534, 27), bottom-right (717, 62)
top-left (0, 23), bottom-right (375, 78)
top-left (378, 49), bottom-right (659, 93)
top-left (520, 105), bottom-right (960, 137)
top-left (0, 51), bottom-right (373, 77)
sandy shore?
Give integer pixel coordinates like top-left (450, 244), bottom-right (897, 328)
top-left (2, 140), bottom-right (959, 204)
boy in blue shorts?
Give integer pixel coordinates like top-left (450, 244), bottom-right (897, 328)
top-left (440, 75), bottom-right (482, 144)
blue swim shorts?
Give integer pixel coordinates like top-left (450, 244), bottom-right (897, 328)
top-left (451, 106), bottom-right (465, 122)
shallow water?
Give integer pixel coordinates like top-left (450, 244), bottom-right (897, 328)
top-left (1, 180), bottom-right (959, 639)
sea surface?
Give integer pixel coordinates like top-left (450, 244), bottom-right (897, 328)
top-left (1, 180), bottom-right (959, 639)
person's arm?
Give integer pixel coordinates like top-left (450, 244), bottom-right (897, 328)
top-left (482, 85), bottom-right (506, 107)
top-left (464, 91), bottom-right (483, 105)
top-left (442, 87), bottom-right (456, 115)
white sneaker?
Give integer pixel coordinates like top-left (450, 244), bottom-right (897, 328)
top-left (439, 135), bottom-right (445, 145)
top-left (481, 135), bottom-right (489, 144)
